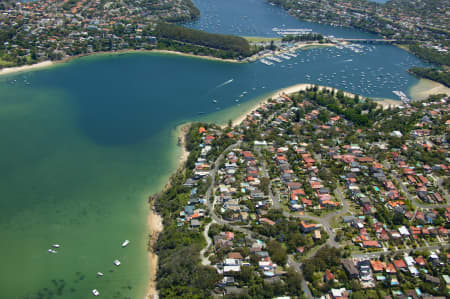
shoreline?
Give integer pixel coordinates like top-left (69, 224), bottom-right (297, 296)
top-left (0, 49), bottom-right (244, 78)
top-left (0, 61), bottom-right (54, 76)
top-left (3, 49), bottom-right (447, 299)
top-left (247, 42), bottom-right (334, 62)
top-left (145, 122), bottom-right (191, 299)
top-left (409, 78), bottom-right (450, 102)
top-left (176, 123), bottom-right (191, 167)
top-left (0, 41), bottom-right (335, 78)
top-left (227, 83), bottom-right (401, 127)
top-left (145, 81), bottom-right (402, 297)
top-left (146, 200), bottom-right (163, 299)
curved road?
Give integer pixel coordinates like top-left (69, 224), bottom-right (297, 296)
top-left (200, 140), bottom-right (351, 299)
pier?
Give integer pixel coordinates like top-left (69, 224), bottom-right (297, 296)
top-left (335, 38), bottom-right (397, 44)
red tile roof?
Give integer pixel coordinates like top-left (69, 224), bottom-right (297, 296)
top-left (393, 259), bottom-right (406, 269)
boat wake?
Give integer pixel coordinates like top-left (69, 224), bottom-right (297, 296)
top-left (216, 78), bottom-right (234, 88)
top-left (337, 59), bottom-right (353, 63)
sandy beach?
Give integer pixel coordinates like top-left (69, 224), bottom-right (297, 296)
top-left (409, 78), bottom-right (450, 102)
top-left (145, 123), bottom-right (191, 299)
top-left (176, 123), bottom-right (191, 166)
top-left (146, 203), bottom-right (163, 299)
top-left (0, 49), bottom-right (242, 78)
top-left (228, 83), bottom-right (400, 127)
top-left (151, 50), bottom-right (243, 63)
top-left (0, 61), bottom-right (54, 76)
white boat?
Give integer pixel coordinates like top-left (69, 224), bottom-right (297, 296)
top-left (97, 272), bottom-right (104, 277)
top-left (113, 260), bottom-right (121, 266)
top-left (278, 54), bottom-right (291, 60)
top-left (122, 240), bottom-right (130, 248)
top-left (266, 56), bottom-right (282, 63)
top-left (52, 244), bottom-right (60, 248)
top-left (260, 59), bottom-right (273, 66)
top-left (48, 249), bottom-right (57, 254)
top-left (92, 289), bottom-right (99, 296)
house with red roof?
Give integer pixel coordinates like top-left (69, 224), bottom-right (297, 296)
top-left (370, 260), bottom-right (384, 272)
top-left (260, 218), bottom-right (275, 226)
top-left (242, 151), bottom-right (254, 160)
top-left (205, 135), bottom-right (215, 144)
top-left (417, 175), bottom-right (429, 186)
top-left (310, 181), bottom-right (323, 189)
top-left (324, 269), bottom-right (335, 282)
top-left (302, 198), bottom-right (313, 207)
top-left (403, 168), bottom-right (414, 175)
top-left (226, 232), bottom-right (235, 241)
top-left (362, 240), bottom-right (380, 248)
top-left (415, 256), bottom-right (426, 266)
top-left (393, 259), bottom-right (407, 270)
top-left (300, 221), bottom-right (317, 233)
top-left (385, 263), bottom-right (397, 274)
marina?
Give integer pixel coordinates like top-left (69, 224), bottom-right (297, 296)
top-left (0, 0), bottom-right (435, 298)
top-left (272, 27), bottom-right (313, 36)
top-left (265, 56), bottom-right (282, 63)
top-left (393, 90), bottom-right (411, 103)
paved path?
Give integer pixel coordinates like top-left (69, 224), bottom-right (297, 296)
top-left (283, 185), bottom-right (350, 252)
top-left (257, 147), bottom-right (280, 209)
top-left (351, 243), bottom-right (450, 259)
top-left (199, 140), bottom-right (351, 297)
top-left (201, 141), bottom-right (259, 265)
top-left (287, 255), bottom-right (313, 299)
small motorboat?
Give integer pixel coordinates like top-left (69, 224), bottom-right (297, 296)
top-left (92, 289), bottom-right (99, 296)
top-left (121, 240), bottom-right (130, 248)
top-left (52, 244), bottom-right (60, 248)
top-left (97, 272), bottom-right (104, 277)
top-left (113, 260), bottom-right (121, 266)
top-left (48, 249), bottom-right (57, 254)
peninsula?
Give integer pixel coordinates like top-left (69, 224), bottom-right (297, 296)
top-left (151, 84), bottom-right (449, 298)
top-left (0, 0), bottom-right (256, 69)
top-left (269, 0), bottom-right (449, 84)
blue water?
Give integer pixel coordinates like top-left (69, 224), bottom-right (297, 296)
top-left (187, 0), bottom-right (378, 39)
top-left (0, 0), bottom-right (428, 298)
top-left (185, 0), bottom-right (427, 100)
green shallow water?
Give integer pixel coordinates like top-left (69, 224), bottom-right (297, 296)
top-left (0, 0), bottom-right (431, 295)
top-left (0, 52), bottom-right (278, 299)
top-left (0, 81), bottom-right (181, 299)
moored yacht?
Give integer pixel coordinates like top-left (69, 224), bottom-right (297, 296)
top-left (113, 259), bottom-right (121, 266)
top-left (122, 240), bottom-right (130, 248)
top-left (92, 289), bottom-right (99, 296)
